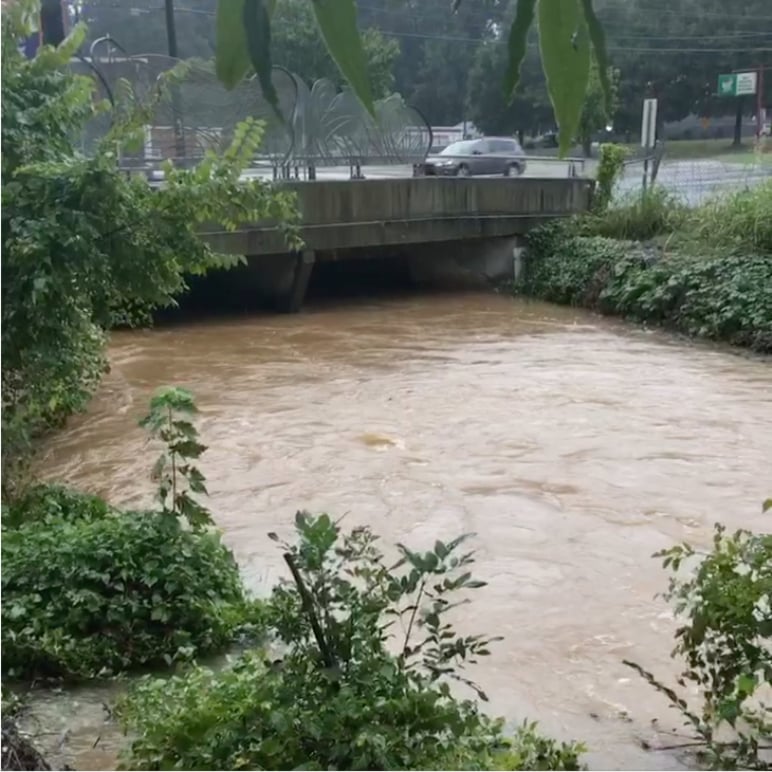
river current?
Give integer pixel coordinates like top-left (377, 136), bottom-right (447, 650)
top-left (26, 291), bottom-right (772, 770)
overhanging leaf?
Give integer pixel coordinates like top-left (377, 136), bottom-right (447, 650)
top-left (580, 0), bottom-right (611, 111)
top-left (503, 0), bottom-right (537, 100)
top-left (538, 0), bottom-right (590, 156)
top-left (311, 0), bottom-right (374, 117)
top-left (215, 0), bottom-right (251, 89)
top-left (243, 0), bottom-right (280, 116)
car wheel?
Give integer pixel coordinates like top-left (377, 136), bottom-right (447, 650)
top-left (457, 164), bottom-right (471, 177)
top-left (504, 162), bottom-right (522, 177)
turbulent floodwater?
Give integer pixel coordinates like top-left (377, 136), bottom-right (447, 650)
top-left (25, 291), bottom-right (772, 770)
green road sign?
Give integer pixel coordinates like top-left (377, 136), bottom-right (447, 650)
top-left (718, 74), bottom-right (736, 96)
top-left (718, 72), bottom-right (758, 97)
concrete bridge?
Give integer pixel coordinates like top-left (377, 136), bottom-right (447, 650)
top-left (199, 176), bottom-right (592, 311)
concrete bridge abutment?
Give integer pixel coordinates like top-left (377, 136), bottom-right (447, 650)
top-left (198, 176), bottom-right (592, 312)
top-left (407, 236), bottom-right (526, 289)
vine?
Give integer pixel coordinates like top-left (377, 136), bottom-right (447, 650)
top-left (593, 142), bottom-right (627, 212)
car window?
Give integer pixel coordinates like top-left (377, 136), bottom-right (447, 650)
top-left (474, 140), bottom-right (491, 154)
top-left (439, 140), bottom-right (476, 156)
top-left (491, 139), bottom-right (520, 153)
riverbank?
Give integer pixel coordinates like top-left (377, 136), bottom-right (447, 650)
top-left (517, 183), bottom-right (772, 352)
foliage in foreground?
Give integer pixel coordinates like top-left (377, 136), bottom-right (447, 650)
top-left (214, 0), bottom-right (612, 156)
top-left (118, 514), bottom-right (585, 770)
top-left (625, 507), bottom-right (772, 770)
top-left (1, 9), bottom-right (298, 497)
top-left (522, 214), bottom-right (772, 351)
top-left (1, 389), bottom-right (262, 680)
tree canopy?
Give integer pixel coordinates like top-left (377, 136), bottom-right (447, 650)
top-left (80, 0), bottom-right (772, 147)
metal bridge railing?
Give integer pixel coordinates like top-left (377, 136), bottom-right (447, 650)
top-left (71, 43), bottom-right (592, 182)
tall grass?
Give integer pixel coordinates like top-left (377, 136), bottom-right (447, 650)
top-left (582, 181), bottom-right (772, 255)
top-left (581, 186), bottom-right (687, 242)
top-left (684, 180), bottom-right (772, 254)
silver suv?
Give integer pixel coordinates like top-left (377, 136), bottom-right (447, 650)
top-left (422, 137), bottom-right (527, 177)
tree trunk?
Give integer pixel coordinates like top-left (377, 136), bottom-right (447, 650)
top-left (733, 98), bottom-right (743, 147)
top-left (582, 136), bottom-right (593, 157)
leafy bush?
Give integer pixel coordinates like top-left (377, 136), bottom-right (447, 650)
top-left (522, 223), bottom-right (772, 352)
top-left (600, 252), bottom-right (772, 351)
top-left (522, 223), bottom-right (628, 308)
top-left (625, 507), bottom-right (772, 770)
top-left (118, 514), bottom-right (585, 770)
top-left (593, 143), bottom-right (627, 213)
top-left (1, 508), bottom-right (260, 680)
top-left (1, 389), bottom-right (263, 680)
top-left (2, 484), bottom-right (114, 530)
top-left (139, 386), bottom-right (214, 530)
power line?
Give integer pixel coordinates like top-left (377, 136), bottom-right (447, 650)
top-left (601, 0), bottom-right (772, 23)
top-left (92, 3), bottom-right (772, 53)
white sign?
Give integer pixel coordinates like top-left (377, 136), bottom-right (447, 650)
top-left (641, 98), bottom-right (658, 149)
top-left (736, 71), bottom-right (758, 96)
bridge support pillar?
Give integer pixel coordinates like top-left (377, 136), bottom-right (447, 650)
top-left (283, 250), bottom-right (316, 313)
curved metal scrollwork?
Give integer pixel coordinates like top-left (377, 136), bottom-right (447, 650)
top-left (69, 52), bottom-right (432, 176)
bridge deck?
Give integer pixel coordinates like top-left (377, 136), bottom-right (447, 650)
top-left (201, 177), bottom-right (593, 257)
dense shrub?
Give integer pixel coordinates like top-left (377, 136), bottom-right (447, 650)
top-left (522, 221), bottom-right (772, 352)
top-left (2, 390), bottom-right (263, 680)
top-left (2, 484), bottom-right (114, 529)
top-left (625, 507), bottom-right (772, 770)
top-left (600, 252), bottom-right (772, 351)
top-left (522, 222), bottom-right (628, 308)
top-left (1, 506), bottom-right (261, 680)
top-left (118, 514), bottom-right (585, 770)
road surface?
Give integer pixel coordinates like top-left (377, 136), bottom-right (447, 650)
top-left (240, 157), bottom-right (770, 206)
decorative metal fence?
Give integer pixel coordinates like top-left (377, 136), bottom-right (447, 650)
top-left (69, 41), bottom-right (432, 179)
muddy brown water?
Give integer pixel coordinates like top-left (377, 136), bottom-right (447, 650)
top-left (23, 291), bottom-right (772, 770)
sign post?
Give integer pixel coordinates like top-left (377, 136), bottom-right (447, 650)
top-left (640, 98), bottom-right (658, 192)
top-left (717, 71), bottom-right (759, 146)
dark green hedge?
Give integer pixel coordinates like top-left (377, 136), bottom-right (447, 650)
top-left (521, 222), bottom-right (772, 352)
top-left (2, 487), bottom-right (262, 680)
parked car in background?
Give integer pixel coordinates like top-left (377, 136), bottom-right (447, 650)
top-left (419, 137), bottom-right (527, 177)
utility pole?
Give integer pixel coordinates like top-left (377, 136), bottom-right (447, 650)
top-left (164, 0), bottom-right (178, 58)
top-left (163, 0), bottom-right (185, 162)
top-left (757, 63), bottom-right (765, 141)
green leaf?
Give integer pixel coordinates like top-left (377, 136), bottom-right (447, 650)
top-left (538, 0), bottom-right (591, 156)
top-left (243, 0), bottom-right (280, 115)
top-left (216, 0), bottom-right (252, 89)
top-left (737, 673), bottom-right (757, 696)
top-left (503, 0), bottom-right (536, 100)
top-left (579, 0), bottom-right (611, 111)
top-left (763, 498), bottom-right (772, 513)
top-left (311, 0), bottom-right (374, 117)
